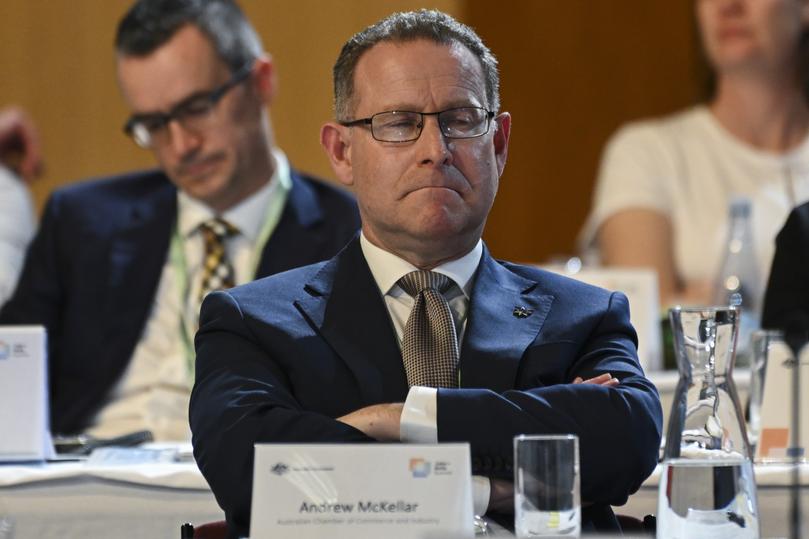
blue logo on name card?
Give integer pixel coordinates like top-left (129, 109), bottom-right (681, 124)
top-left (0, 341), bottom-right (9, 360)
top-left (271, 462), bottom-right (290, 476)
top-left (409, 458), bottom-right (431, 478)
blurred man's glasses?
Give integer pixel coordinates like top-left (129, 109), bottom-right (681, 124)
top-left (123, 63), bottom-right (253, 149)
top-left (340, 106), bottom-right (494, 143)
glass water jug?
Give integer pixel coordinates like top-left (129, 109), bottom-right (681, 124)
top-left (658, 306), bottom-right (760, 539)
top-left (664, 306), bottom-right (751, 458)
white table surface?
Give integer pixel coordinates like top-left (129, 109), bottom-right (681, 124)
top-left (0, 458), bottom-right (223, 539)
top-left (3, 457), bottom-right (806, 538)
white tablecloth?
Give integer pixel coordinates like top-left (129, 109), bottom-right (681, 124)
top-left (0, 459), bottom-right (223, 539)
top-left (1, 450), bottom-right (805, 538)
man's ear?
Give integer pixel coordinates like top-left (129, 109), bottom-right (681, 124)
top-left (492, 112), bottom-right (511, 176)
top-left (252, 54), bottom-right (276, 105)
top-left (320, 122), bottom-right (354, 187)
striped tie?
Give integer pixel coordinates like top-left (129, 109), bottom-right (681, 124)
top-left (398, 271), bottom-right (459, 388)
top-left (198, 218), bottom-right (238, 303)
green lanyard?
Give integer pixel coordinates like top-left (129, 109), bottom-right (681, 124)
top-left (170, 167), bottom-right (292, 375)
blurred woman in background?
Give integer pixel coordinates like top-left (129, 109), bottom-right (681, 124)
top-left (581, 0), bottom-right (809, 307)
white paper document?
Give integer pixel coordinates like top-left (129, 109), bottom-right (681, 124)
top-left (0, 325), bottom-right (52, 462)
top-left (250, 443), bottom-right (474, 539)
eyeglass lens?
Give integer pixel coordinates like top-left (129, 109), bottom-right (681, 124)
top-left (371, 107), bottom-right (490, 142)
top-left (126, 64), bottom-right (251, 148)
top-left (130, 97), bottom-right (220, 148)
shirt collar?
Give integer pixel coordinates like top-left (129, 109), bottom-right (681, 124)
top-left (177, 148), bottom-right (291, 242)
top-left (360, 232), bottom-right (483, 298)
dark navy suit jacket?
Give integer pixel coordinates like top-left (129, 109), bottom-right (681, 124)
top-left (0, 168), bottom-right (360, 434)
top-left (190, 237), bottom-right (663, 537)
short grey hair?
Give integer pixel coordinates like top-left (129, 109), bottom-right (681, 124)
top-left (116, 0), bottom-right (262, 74)
top-left (333, 9), bottom-right (500, 121)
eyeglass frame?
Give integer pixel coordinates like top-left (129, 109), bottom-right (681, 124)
top-left (122, 62), bottom-right (254, 148)
top-left (339, 106), bottom-right (496, 143)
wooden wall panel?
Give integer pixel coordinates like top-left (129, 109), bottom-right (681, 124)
top-left (467, 1), bottom-right (703, 263)
top-left (243, 0), bottom-right (464, 184)
top-left (0, 2), bottom-right (146, 211)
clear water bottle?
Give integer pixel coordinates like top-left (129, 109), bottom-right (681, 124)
top-left (713, 196), bottom-right (761, 365)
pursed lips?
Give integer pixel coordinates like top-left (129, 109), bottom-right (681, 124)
top-left (717, 26), bottom-right (752, 40)
top-left (400, 176), bottom-right (468, 200)
top-left (176, 153), bottom-right (224, 179)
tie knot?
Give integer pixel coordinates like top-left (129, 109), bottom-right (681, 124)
top-left (398, 271), bottom-right (453, 297)
top-left (199, 218), bottom-right (238, 241)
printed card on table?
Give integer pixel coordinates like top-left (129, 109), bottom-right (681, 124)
top-left (0, 325), bottom-right (52, 462)
top-left (251, 443), bottom-right (474, 539)
top-left (756, 342), bottom-right (809, 461)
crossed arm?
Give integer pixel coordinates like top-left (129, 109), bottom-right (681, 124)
top-left (337, 374), bottom-right (621, 513)
top-left (337, 373), bottom-right (620, 441)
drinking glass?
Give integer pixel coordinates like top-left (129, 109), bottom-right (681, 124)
top-left (748, 329), bottom-right (784, 455)
top-left (513, 434), bottom-right (580, 538)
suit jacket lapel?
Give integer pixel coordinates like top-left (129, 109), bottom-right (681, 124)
top-left (460, 249), bottom-right (553, 391)
top-left (255, 171), bottom-right (324, 278)
top-left (295, 238), bottom-right (408, 404)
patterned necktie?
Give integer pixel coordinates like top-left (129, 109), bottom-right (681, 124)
top-left (198, 217), bottom-right (238, 303)
top-left (398, 270), bottom-right (460, 388)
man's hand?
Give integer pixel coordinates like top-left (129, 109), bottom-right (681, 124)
top-left (337, 403), bottom-right (404, 441)
top-left (573, 372), bottom-right (619, 388)
top-left (0, 107), bottom-right (43, 181)
top-left (487, 478), bottom-right (514, 514)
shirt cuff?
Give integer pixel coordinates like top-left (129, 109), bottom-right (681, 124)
top-left (399, 386), bottom-right (437, 443)
top-left (472, 475), bottom-right (491, 516)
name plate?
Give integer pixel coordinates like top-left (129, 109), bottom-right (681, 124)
top-left (756, 343), bottom-right (809, 460)
top-left (0, 325), bottom-right (51, 461)
top-left (250, 443), bottom-right (473, 539)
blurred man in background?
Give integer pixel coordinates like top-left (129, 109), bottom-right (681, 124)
top-left (0, 0), bottom-right (359, 441)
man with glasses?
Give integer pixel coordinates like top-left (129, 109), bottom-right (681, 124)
top-left (190, 9), bottom-right (662, 536)
top-left (0, 0), bottom-right (359, 441)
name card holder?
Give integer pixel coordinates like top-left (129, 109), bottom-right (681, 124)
top-left (0, 326), bottom-right (52, 462)
top-left (756, 343), bottom-right (809, 461)
top-left (251, 443), bottom-right (474, 539)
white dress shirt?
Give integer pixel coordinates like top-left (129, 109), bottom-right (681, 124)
top-left (0, 165), bottom-right (35, 306)
top-left (88, 149), bottom-right (291, 441)
top-left (359, 233), bottom-right (491, 514)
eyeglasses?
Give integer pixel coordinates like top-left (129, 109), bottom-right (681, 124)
top-left (123, 63), bottom-right (253, 149)
top-left (339, 106), bottom-right (495, 143)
